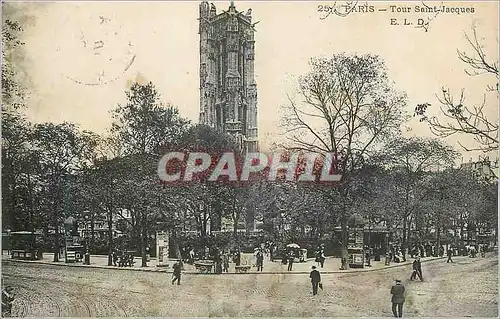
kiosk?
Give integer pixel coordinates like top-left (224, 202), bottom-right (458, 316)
top-left (348, 214), bottom-right (365, 268)
top-left (156, 231), bottom-right (170, 267)
top-left (64, 217), bottom-right (84, 263)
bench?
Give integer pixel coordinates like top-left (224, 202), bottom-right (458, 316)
top-left (194, 262), bottom-right (214, 274)
top-left (235, 265), bottom-right (252, 273)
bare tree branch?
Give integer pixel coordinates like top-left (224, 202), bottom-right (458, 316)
top-left (415, 26), bottom-right (499, 152)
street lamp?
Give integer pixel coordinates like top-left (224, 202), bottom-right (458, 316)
top-left (83, 211), bottom-right (90, 251)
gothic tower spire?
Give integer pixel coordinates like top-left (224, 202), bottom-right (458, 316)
top-left (198, 1), bottom-right (259, 152)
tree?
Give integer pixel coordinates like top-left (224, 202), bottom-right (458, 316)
top-left (109, 81), bottom-right (191, 266)
top-left (77, 153), bottom-right (126, 265)
top-left (168, 125), bottom-right (240, 250)
top-left (415, 27), bottom-right (499, 152)
top-left (31, 123), bottom-right (98, 261)
top-left (282, 54), bottom-right (407, 269)
top-left (1, 112), bottom-right (36, 231)
top-left (377, 137), bottom-right (458, 260)
top-left (2, 15), bottom-right (28, 111)
top-left (111, 81), bottom-right (190, 156)
top-left (1, 14), bottom-right (34, 231)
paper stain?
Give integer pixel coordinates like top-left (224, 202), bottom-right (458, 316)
top-left (126, 72), bottom-right (149, 89)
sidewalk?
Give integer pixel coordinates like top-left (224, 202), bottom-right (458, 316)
top-left (2, 252), bottom-right (445, 274)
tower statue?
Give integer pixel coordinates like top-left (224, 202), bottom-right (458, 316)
top-left (199, 1), bottom-right (259, 152)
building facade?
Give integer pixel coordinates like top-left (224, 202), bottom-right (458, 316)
top-left (460, 156), bottom-right (498, 183)
top-left (198, 1), bottom-right (258, 152)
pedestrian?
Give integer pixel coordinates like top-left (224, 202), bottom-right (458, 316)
top-left (223, 253), bottom-right (230, 273)
top-left (446, 247), bottom-right (453, 263)
top-left (309, 266), bottom-right (322, 295)
top-left (410, 257), bottom-right (423, 281)
top-left (390, 279), bottom-right (405, 318)
top-left (318, 250), bottom-right (326, 268)
top-left (189, 248), bottom-right (195, 264)
top-left (215, 251), bottom-right (223, 274)
top-left (112, 250), bottom-right (118, 266)
top-left (480, 245), bottom-right (486, 258)
top-left (385, 249), bottom-right (391, 266)
top-left (172, 260), bottom-right (182, 285)
top-left (287, 251), bottom-right (294, 271)
top-left (256, 251), bottom-right (264, 272)
top-left (469, 245), bottom-right (476, 258)
top-left (234, 250), bottom-right (241, 266)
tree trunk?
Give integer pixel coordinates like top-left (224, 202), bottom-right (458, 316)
top-left (107, 208), bottom-right (113, 266)
top-left (436, 222), bottom-right (441, 257)
top-left (90, 212), bottom-right (95, 252)
top-left (233, 214), bottom-right (239, 239)
top-left (140, 218), bottom-right (147, 267)
top-left (53, 213), bottom-right (60, 262)
top-left (402, 215), bottom-right (407, 262)
top-left (460, 214), bottom-right (465, 246)
top-left (340, 215), bottom-right (348, 270)
top-left (172, 230), bottom-right (183, 267)
top-left (201, 209), bottom-right (208, 239)
top-left (27, 172), bottom-right (34, 232)
top-left (52, 184), bottom-right (60, 263)
top-left (385, 229), bottom-right (391, 265)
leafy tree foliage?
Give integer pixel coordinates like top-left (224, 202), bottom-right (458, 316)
top-left (111, 82), bottom-right (190, 156)
top-left (282, 53), bottom-right (408, 269)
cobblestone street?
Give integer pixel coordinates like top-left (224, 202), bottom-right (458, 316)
top-left (2, 254), bottom-right (497, 317)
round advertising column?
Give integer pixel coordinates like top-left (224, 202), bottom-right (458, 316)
top-left (348, 214), bottom-right (366, 268)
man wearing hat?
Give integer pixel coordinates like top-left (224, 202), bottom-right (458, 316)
top-left (171, 260), bottom-right (182, 285)
top-left (309, 266), bottom-right (322, 295)
top-left (390, 279), bottom-right (405, 317)
top-left (410, 257), bottom-right (423, 281)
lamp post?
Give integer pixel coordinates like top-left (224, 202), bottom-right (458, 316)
top-left (83, 212), bottom-right (91, 265)
top-left (83, 213), bottom-right (90, 251)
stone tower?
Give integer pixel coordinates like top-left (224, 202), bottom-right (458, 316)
top-left (199, 1), bottom-right (258, 152)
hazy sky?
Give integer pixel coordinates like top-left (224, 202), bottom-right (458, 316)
top-left (10, 1), bottom-right (499, 159)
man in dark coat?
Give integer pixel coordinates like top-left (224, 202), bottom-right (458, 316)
top-left (309, 266), bottom-right (321, 295)
top-left (172, 261), bottom-right (182, 285)
top-left (287, 251), bottom-right (294, 271)
top-left (410, 257), bottom-right (423, 281)
top-left (447, 247), bottom-right (454, 263)
top-left (390, 279), bottom-right (405, 317)
top-left (256, 251), bottom-right (264, 272)
top-left (222, 253), bottom-right (230, 273)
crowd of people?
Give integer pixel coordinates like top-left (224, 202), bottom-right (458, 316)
top-left (382, 242), bottom-right (490, 266)
top-left (111, 250), bottom-right (136, 267)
